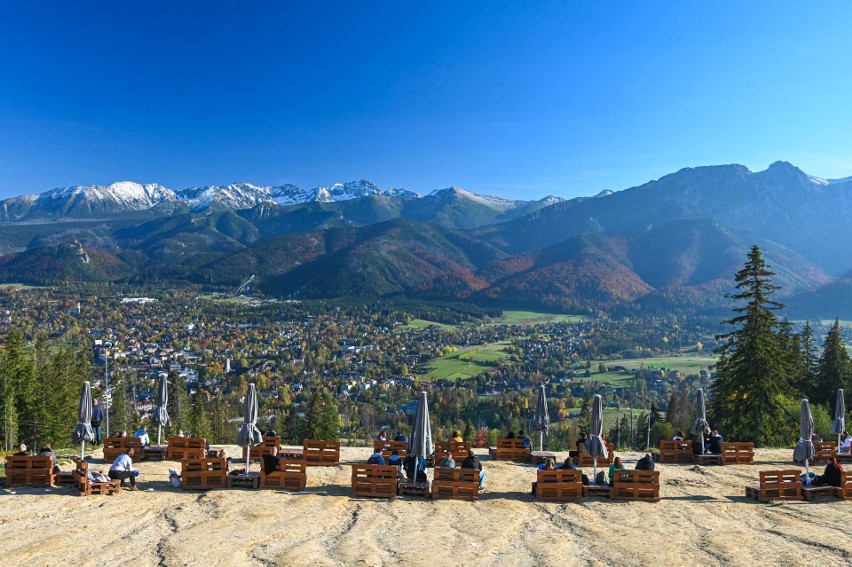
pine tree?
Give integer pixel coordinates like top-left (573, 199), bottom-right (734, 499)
top-left (167, 372), bottom-right (190, 436)
top-left (799, 321), bottom-right (819, 397)
top-left (190, 393), bottom-right (212, 441)
top-left (304, 386), bottom-right (339, 441)
top-left (108, 371), bottom-right (132, 436)
top-left (210, 395), bottom-right (228, 444)
top-left (3, 330), bottom-right (36, 449)
top-left (712, 245), bottom-right (793, 446)
top-left (814, 319), bottom-right (851, 405)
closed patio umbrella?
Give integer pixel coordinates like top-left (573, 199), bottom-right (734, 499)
top-left (833, 389), bottom-right (845, 449)
top-left (690, 389), bottom-right (710, 454)
top-left (151, 373), bottom-right (171, 446)
top-left (237, 383), bottom-right (263, 473)
top-left (408, 392), bottom-right (433, 476)
top-left (583, 394), bottom-right (609, 482)
top-left (72, 381), bottom-right (95, 459)
top-left (532, 384), bottom-right (550, 452)
top-left (793, 399), bottom-right (815, 485)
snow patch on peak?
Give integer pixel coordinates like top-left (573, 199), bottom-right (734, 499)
top-left (428, 187), bottom-right (520, 210)
top-left (809, 175), bottom-right (829, 186)
top-left (595, 189), bottom-right (614, 198)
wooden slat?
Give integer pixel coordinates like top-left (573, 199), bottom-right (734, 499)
top-left (536, 469), bottom-right (582, 501)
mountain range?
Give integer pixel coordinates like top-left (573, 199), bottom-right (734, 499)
top-left (1, 162), bottom-right (851, 318)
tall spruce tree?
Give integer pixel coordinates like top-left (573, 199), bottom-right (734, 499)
top-left (189, 393), bottom-right (212, 441)
top-left (304, 386), bottom-right (339, 441)
top-left (712, 245), bottom-right (793, 446)
top-left (814, 319), bottom-right (851, 406)
top-left (210, 395), bottom-right (228, 444)
top-left (167, 372), bottom-right (191, 435)
top-left (799, 322), bottom-right (819, 397)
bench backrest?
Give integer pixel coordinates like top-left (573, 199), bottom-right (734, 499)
top-left (168, 436), bottom-right (207, 449)
top-left (496, 438), bottom-right (528, 449)
top-left (612, 470), bottom-right (659, 485)
top-left (813, 441), bottom-right (837, 459)
top-left (5, 455), bottom-right (52, 470)
top-left (351, 464), bottom-right (399, 480)
top-left (579, 443), bottom-right (615, 465)
top-left (537, 469), bottom-right (583, 484)
top-left (373, 440), bottom-right (408, 457)
top-left (303, 439), bottom-right (341, 464)
top-left (721, 442), bottom-right (754, 464)
top-left (104, 437), bottom-right (144, 450)
top-left (275, 459), bottom-right (307, 474)
top-left (760, 470), bottom-right (801, 486)
top-left (433, 466), bottom-right (479, 483)
top-left (182, 457), bottom-right (227, 472)
top-left (659, 440), bottom-right (692, 452)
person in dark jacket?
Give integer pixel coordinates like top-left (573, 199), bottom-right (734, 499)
top-left (367, 450), bottom-right (386, 465)
top-left (261, 447), bottom-right (282, 475)
top-left (460, 450), bottom-right (485, 489)
top-left (815, 458), bottom-right (844, 487)
top-left (635, 453), bottom-right (655, 471)
top-left (91, 399), bottom-right (104, 445)
top-left (707, 430), bottom-right (724, 454)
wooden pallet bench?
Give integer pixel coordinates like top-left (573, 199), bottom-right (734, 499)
top-left (226, 472), bottom-right (260, 489)
top-left (488, 438), bottom-right (531, 462)
top-left (812, 442), bottom-right (837, 463)
top-left (4, 455), bottom-right (55, 488)
top-left (657, 440), bottom-right (693, 463)
top-left (142, 445), bottom-right (167, 461)
top-left (260, 459), bottom-right (307, 491)
top-left (611, 470), bottom-right (660, 502)
top-left (432, 442), bottom-right (472, 466)
top-left (373, 440), bottom-right (408, 460)
top-left (103, 437), bottom-right (144, 463)
top-left (398, 479), bottom-right (431, 497)
top-left (73, 458), bottom-right (121, 496)
top-left (721, 442), bottom-right (754, 465)
top-left (535, 469), bottom-right (583, 501)
top-left (834, 471), bottom-right (851, 500)
top-left (242, 436), bottom-right (280, 463)
top-left (303, 439), bottom-right (340, 466)
top-left (351, 464), bottom-right (398, 498)
top-left (578, 443), bottom-right (615, 467)
top-left (432, 467), bottom-right (480, 501)
top-left (802, 485), bottom-right (836, 501)
top-left (166, 437), bottom-right (207, 461)
top-left (181, 457), bottom-right (228, 490)
top-left (745, 470), bottom-right (803, 502)
top-left (280, 447), bottom-right (304, 460)
top-left (582, 484), bottom-right (612, 498)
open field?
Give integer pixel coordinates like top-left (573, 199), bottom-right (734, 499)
top-left (397, 318), bottom-right (458, 331)
top-left (0, 283), bottom-right (48, 291)
top-left (491, 310), bottom-right (588, 326)
top-left (422, 342), bottom-right (511, 381)
top-left (588, 355), bottom-right (717, 385)
top-left (1, 445), bottom-right (847, 566)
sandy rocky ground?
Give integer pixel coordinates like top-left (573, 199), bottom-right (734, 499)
top-left (1, 447), bottom-right (850, 567)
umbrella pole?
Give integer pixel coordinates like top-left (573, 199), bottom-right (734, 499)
top-left (158, 425), bottom-right (162, 447)
top-left (540, 431), bottom-right (544, 452)
top-left (81, 440), bottom-right (85, 460)
top-left (246, 450), bottom-right (251, 474)
top-left (805, 459), bottom-right (810, 485)
top-left (593, 457), bottom-right (598, 484)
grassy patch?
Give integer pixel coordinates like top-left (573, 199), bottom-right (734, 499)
top-left (397, 319), bottom-right (458, 331)
top-left (422, 341), bottom-right (512, 381)
top-left (491, 310), bottom-right (588, 326)
top-left (0, 283), bottom-right (48, 291)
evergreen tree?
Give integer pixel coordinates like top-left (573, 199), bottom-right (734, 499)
top-left (210, 395), bottom-right (229, 444)
top-left (190, 393), bottom-right (212, 441)
top-left (799, 321), bottom-right (819, 397)
top-left (304, 386), bottom-right (339, 441)
top-left (3, 330), bottom-right (36, 449)
top-left (712, 245), bottom-right (793, 446)
top-left (814, 319), bottom-right (851, 405)
top-left (108, 371), bottom-right (133, 436)
top-left (167, 372), bottom-right (190, 435)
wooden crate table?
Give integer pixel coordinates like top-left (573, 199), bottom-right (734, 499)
top-left (694, 454), bottom-right (722, 465)
top-left (802, 485), bottom-right (836, 501)
top-left (529, 451), bottom-right (557, 466)
top-left (207, 447), bottom-right (226, 459)
top-left (143, 446), bottom-right (167, 461)
top-left (398, 479), bottom-right (431, 497)
top-left (582, 484), bottom-right (612, 498)
top-left (280, 448), bottom-right (304, 460)
top-left (226, 472), bottom-right (260, 489)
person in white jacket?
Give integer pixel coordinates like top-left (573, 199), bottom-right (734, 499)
top-left (839, 431), bottom-right (851, 455)
top-left (109, 448), bottom-right (140, 491)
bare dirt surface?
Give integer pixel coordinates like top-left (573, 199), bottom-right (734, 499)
top-left (2, 448), bottom-right (850, 566)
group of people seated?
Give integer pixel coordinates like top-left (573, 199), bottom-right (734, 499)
top-left (505, 430), bottom-right (532, 448)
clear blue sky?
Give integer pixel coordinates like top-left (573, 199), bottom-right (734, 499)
top-left (1, 2), bottom-right (851, 200)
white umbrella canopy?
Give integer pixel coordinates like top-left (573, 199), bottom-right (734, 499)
top-left (72, 381), bottom-right (95, 459)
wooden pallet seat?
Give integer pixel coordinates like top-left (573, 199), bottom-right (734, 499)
top-left (721, 442), bottom-right (754, 465)
top-left (535, 469), bottom-right (583, 501)
top-left (73, 458), bottom-right (121, 496)
top-left (745, 470), bottom-right (803, 502)
top-left (242, 436), bottom-right (280, 462)
top-left (611, 470), bottom-right (660, 502)
top-left (812, 442), bottom-right (837, 463)
top-left (181, 457), bottom-right (228, 490)
top-left (4, 455), bottom-right (55, 488)
top-left (303, 439), bottom-right (340, 466)
top-left (166, 436), bottom-right (207, 461)
top-left (834, 471), bottom-right (852, 500)
top-left (260, 459), bottom-right (307, 491)
top-left (431, 467), bottom-right (479, 501)
top-left (432, 442), bottom-right (472, 466)
top-left (489, 439), bottom-right (531, 462)
top-left (578, 443), bottom-right (615, 467)
top-left (351, 464), bottom-right (398, 498)
top-left (103, 437), bottom-right (144, 463)
top-left (373, 440), bottom-right (408, 459)
top-left (657, 440), bottom-right (693, 463)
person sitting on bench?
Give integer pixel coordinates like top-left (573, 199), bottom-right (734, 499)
top-left (707, 430), bottom-right (724, 455)
top-left (393, 432), bottom-right (408, 443)
top-left (570, 433), bottom-right (586, 463)
top-left (635, 453), bottom-right (655, 471)
top-left (367, 450), bottom-right (386, 465)
top-left (558, 456), bottom-right (590, 484)
top-left (840, 431), bottom-right (851, 455)
top-left (506, 431), bottom-right (516, 439)
top-left (518, 430), bottom-right (531, 449)
top-left (673, 431), bottom-right (685, 441)
top-left (387, 450), bottom-right (403, 468)
top-left (108, 448), bottom-right (140, 491)
top-left (451, 431), bottom-right (463, 443)
top-left (460, 449), bottom-right (485, 489)
top-left (608, 456), bottom-right (626, 486)
top-left (261, 446), bottom-right (283, 475)
top-left (37, 443), bottom-right (60, 473)
top-left (134, 426), bottom-right (150, 446)
top-left (438, 453), bottom-right (456, 468)
top-left (4, 443), bottom-right (28, 472)
top-left (814, 457), bottom-right (844, 487)
top-left (403, 454), bottom-right (427, 482)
